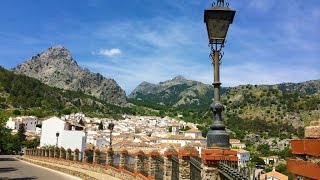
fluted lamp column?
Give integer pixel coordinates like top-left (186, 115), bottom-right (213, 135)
top-left (204, 0), bottom-right (236, 149)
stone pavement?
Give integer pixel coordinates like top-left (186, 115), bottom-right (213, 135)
top-left (19, 156), bottom-right (120, 180)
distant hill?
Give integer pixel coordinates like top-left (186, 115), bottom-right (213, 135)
top-left (129, 75), bottom-right (229, 109)
top-left (0, 67), bottom-right (132, 118)
top-left (129, 76), bottom-right (320, 128)
top-left (13, 45), bottom-right (127, 106)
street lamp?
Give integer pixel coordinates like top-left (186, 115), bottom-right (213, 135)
top-left (56, 132), bottom-right (60, 147)
top-left (204, 0), bottom-right (236, 149)
top-left (107, 123), bottom-right (115, 149)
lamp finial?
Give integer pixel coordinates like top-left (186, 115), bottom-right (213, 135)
top-left (213, 0), bottom-right (229, 7)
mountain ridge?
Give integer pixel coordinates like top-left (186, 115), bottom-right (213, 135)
top-left (129, 76), bottom-right (320, 127)
top-left (13, 45), bottom-right (127, 106)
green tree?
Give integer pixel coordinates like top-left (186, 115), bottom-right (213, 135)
top-left (17, 123), bottom-right (26, 142)
top-left (98, 121), bottom-right (103, 130)
top-left (257, 144), bottom-right (271, 155)
top-left (79, 119), bottom-right (85, 126)
top-left (13, 109), bottom-right (21, 115)
top-left (250, 154), bottom-right (266, 165)
top-left (24, 138), bottom-right (40, 149)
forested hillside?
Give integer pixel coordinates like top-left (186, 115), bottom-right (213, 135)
top-left (0, 67), bottom-right (132, 119)
top-left (129, 77), bottom-right (320, 139)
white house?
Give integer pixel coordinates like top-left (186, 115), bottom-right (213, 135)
top-left (233, 149), bottom-right (250, 167)
top-left (40, 117), bottom-right (87, 152)
top-left (6, 116), bottom-right (38, 132)
top-left (171, 124), bottom-right (180, 135)
top-left (184, 128), bottom-right (202, 139)
top-left (260, 168), bottom-right (288, 180)
top-left (159, 134), bottom-right (206, 152)
top-left (230, 139), bottom-right (246, 149)
top-left (260, 156), bottom-right (280, 165)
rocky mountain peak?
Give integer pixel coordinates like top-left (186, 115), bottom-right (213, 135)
top-left (41, 45), bottom-right (75, 64)
top-left (13, 46), bottom-right (127, 106)
top-left (172, 75), bottom-right (186, 82)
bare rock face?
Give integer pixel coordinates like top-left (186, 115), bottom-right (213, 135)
top-left (13, 45), bottom-right (127, 106)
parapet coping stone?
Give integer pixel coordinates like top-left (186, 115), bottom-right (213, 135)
top-left (17, 156), bottom-right (120, 180)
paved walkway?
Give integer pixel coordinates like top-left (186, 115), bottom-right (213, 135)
top-left (20, 156), bottom-right (120, 180)
top-left (0, 155), bottom-right (81, 180)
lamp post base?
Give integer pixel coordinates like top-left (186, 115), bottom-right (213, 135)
top-left (207, 129), bottom-right (230, 149)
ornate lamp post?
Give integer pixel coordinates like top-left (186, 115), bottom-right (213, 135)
top-left (56, 131), bottom-right (60, 147)
top-left (107, 123), bottom-right (115, 149)
top-left (204, 0), bottom-right (236, 149)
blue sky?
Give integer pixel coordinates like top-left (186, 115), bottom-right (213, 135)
top-left (0, 0), bottom-right (319, 94)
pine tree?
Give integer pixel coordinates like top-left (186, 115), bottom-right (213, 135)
top-left (98, 121), bottom-right (103, 130)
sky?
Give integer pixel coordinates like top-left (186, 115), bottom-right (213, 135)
top-left (0, 0), bottom-right (319, 94)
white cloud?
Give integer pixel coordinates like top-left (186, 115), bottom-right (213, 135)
top-left (97, 48), bottom-right (122, 57)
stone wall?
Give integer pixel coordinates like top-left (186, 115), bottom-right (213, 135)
top-left (287, 120), bottom-right (320, 180)
top-left (26, 145), bottom-right (240, 180)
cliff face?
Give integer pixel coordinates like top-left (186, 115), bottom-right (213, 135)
top-left (13, 45), bottom-right (127, 105)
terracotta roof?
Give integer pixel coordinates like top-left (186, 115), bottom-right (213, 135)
top-left (232, 149), bottom-right (249, 153)
top-left (185, 128), bottom-right (201, 133)
top-left (260, 170), bottom-right (288, 180)
top-left (230, 139), bottom-right (241, 143)
top-left (261, 155), bottom-right (279, 159)
top-left (268, 155), bottom-right (279, 158)
top-left (158, 143), bottom-right (181, 150)
top-left (163, 134), bottom-right (205, 140)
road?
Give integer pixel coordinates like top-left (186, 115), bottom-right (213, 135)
top-left (0, 155), bottom-right (81, 180)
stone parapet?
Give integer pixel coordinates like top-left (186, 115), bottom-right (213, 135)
top-left (49, 148), bottom-right (54, 157)
top-left (106, 148), bottom-right (114, 166)
top-left (287, 158), bottom-right (320, 180)
top-left (45, 149), bottom-right (49, 157)
top-left (163, 146), bottom-right (177, 180)
top-left (287, 120), bottom-right (320, 179)
top-left (60, 148), bottom-right (66, 159)
top-left (201, 165), bottom-right (220, 180)
top-left (93, 148), bottom-right (100, 164)
top-left (54, 147), bottom-right (60, 158)
top-left (74, 148), bottom-right (79, 161)
top-left (201, 149), bottom-right (238, 167)
top-left (83, 148), bottom-right (89, 163)
top-left (291, 139), bottom-right (320, 156)
top-left (147, 150), bottom-right (159, 179)
top-left (178, 146), bottom-right (199, 180)
top-left (26, 145), bottom-right (241, 180)
top-left (66, 149), bottom-right (71, 160)
top-left (119, 149), bottom-right (128, 168)
top-left (134, 150), bottom-right (145, 174)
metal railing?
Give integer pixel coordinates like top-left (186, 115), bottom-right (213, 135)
top-left (171, 155), bottom-right (179, 180)
top-left (155, 157), bottom-right (164, 180)
top-left (190, 156), bottom-right (202, 180)
top-left (218, 160), bottom-right (259, 180)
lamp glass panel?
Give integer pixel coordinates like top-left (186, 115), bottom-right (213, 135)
top-left (207, 19), bottom-right (229, 40)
